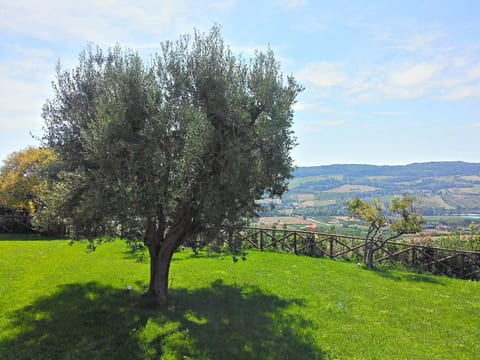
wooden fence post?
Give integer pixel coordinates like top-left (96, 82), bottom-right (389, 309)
top-left (293, 232), bottom-right (298, 255)
top-left (308, 233), bottom-right (314, 256)
top-left (329, 236), bottom-right (334, 258)
top-left (460, 253), bottom-right (465, 278)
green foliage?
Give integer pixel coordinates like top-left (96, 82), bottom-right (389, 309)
top-left (432, 223), bottom-right (480, 251)
top-left (347, 195), bottom-right (423, 268)
top-left (389, 195), bottom-right (424, 234)
top-left (40, 24), bottom-right (301, 242)
top-left (1, 239), bottom-right (479, 359)
top-left (348, 195), bottom-right (423, 239)
top-left (0, 147), bottom-right (56, 214)
top-left (468, 221), bottom-right (480, 250)
top-left (39, 26), bottom-right (302, 303)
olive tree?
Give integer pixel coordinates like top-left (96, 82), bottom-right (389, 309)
top-left (347, 195), bottom-right (423, 268)
top-left (41, 26), bottom-right (302, 305)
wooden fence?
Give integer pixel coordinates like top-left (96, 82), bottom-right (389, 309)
top-left (235, 227), bottom-right (480, 281)
top-left (0, 214), bottom-right (33, 233)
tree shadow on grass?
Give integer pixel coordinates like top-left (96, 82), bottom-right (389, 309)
top-left (164, 279), bottom-right (324, 359)
top-left (372, 268), bottom-right (444, 285)
top-left (0, 233), bottom-right (65, 241)
top-left (0, 282), bottom-right (146, 360)
top-left (0, 280), bottom-right (325, 359)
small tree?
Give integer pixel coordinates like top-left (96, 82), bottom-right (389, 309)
top-left (41, 26), bottom-right (302, 305)
top-left (0, 147), bottom-right (56, 215)
top-left (468, 222), bottom-right (480, 251)
top-left (347, 195), bottom-right (423, 268)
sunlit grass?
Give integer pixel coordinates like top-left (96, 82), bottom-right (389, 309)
top-left (1, 239), bottom-right (479, 359)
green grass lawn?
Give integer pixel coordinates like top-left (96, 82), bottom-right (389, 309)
top-left (1, 238), bottom-right (479, 359)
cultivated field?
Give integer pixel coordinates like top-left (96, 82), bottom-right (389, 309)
top-left (257, 216), bottom-right (313, 226)
top-left (324, 184), bottom-right (379, 193)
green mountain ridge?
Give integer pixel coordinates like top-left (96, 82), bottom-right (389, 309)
top-left (294, 161), bottom-right (480, 178)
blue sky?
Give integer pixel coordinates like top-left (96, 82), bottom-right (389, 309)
top-left (1, 0), bottom-right (479, 166)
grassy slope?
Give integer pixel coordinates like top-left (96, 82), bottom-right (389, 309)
top-left (1, 239), bottom-right (479, 359)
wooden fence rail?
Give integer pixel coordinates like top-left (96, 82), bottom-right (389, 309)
top-left (0, 214), bottom-right (33, 233)
top-left (235, 227), bottom-right (480, 281)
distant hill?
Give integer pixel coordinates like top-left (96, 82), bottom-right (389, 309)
top-left (271, 162), bottom-right (480, 218)
top-left (294, 161), bottom-right (480, 178)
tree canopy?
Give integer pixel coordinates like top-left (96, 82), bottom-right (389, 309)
top-left (41, 26), bottom-right (302, 304)
top-left (0, 147), bottom-right (56, 214)
top-left (347, 195), bottom-right (423, 268)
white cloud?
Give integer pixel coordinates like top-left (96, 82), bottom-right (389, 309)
top-left (467, 66), bottom-right (480, 81)
top-left (0, 0), bottom-right (204, 139)
top-left (285, 0), bottom-right (305, 8)
top-left (378, 83), bottom-right (429, 100)
top-left (303, 120), bottom-right (345, 133)
top-left (302, 55), bottom-right (480, 104)
top-left (445, 86), bottom-right (480, 100)
top-left (209, 0), bottom-right (236, 11)
top-left (392, 32), bottom-right (441, 54)
top-left (0, 47), bottom-right (55, 134)
top-left (0, 76), bottom-right (47, 132)
top-left (0, 0), bottom-right (193, 45)
top-left (230, 44), bottom-right (270, 57)
top-left (387, 63), bottom-right (443, 88)
top-left (299, 59), bottom-right (450, 103)
top-left (344, 70), bottom-right (381, 103)
top-left (335, 19), bottom-right (480, 103)
top-left (374, 111), bottom-right (407, 117)
top-left (294, 102), bottom-right (336, 114)
top-left (297, 62), bottom-right (346, 88)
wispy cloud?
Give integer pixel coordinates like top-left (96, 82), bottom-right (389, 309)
top-left (297, 62), bottom-right (346, 88)
top-left (209, 0), bottom-right (236, 11)
top-left (387, 63), bottom-right (443, 88)
top-left (445, 86), bottom-right (480, 100)
top-left (318, 15), bottom-right (480, 104)
top-left (348, 62), bottom-right (445, 101)
top-left (285, 0), bottom-right (305, 9)
top-left (0, 0), bottom-right (193, 45)
top-left (303, 120), bottom-right (345, 133)
top-left (374, 111), bottom-right (407, 117)
top-left (230, 44), bottom-right (271, 57)
top-left (300, 54), bottom-right (480, 104)
top-left (294, 102), bottom-right (336, 114)
top-left (387, 31), bottom-right (443, 56)
top-left (0, 0), bottom-right (205, 150)
top-left (0, 45), bottom-right (56, 134)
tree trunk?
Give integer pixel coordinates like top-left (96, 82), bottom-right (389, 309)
top-left (145, 243), bottom-right (157, 296)
top-left (152, 241), bottom-right (177, 305)
top-left (143, 218), bottom-right (158, 297)
top-left (149, 225), bottom-right (185, 306)
top-left (144, 206), bottom-right (193, 306)
top-left (364, 243), bottom-right (375, 269)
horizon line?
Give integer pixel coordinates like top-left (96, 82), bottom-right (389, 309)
top-left (295, 160), bottom-right (480, 168)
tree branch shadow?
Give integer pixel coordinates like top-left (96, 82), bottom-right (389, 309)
top-left (0, 282), bottom-right (146, 360)
top-left (372, 268), bottom-right (444, 284)
top-left (1, 280), bottom-right (325, 359)
top-left (163, 279), bottom-right (324, 359)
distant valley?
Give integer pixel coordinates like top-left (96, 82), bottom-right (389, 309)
top-left (263, 162), bottom-right (480, 225)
